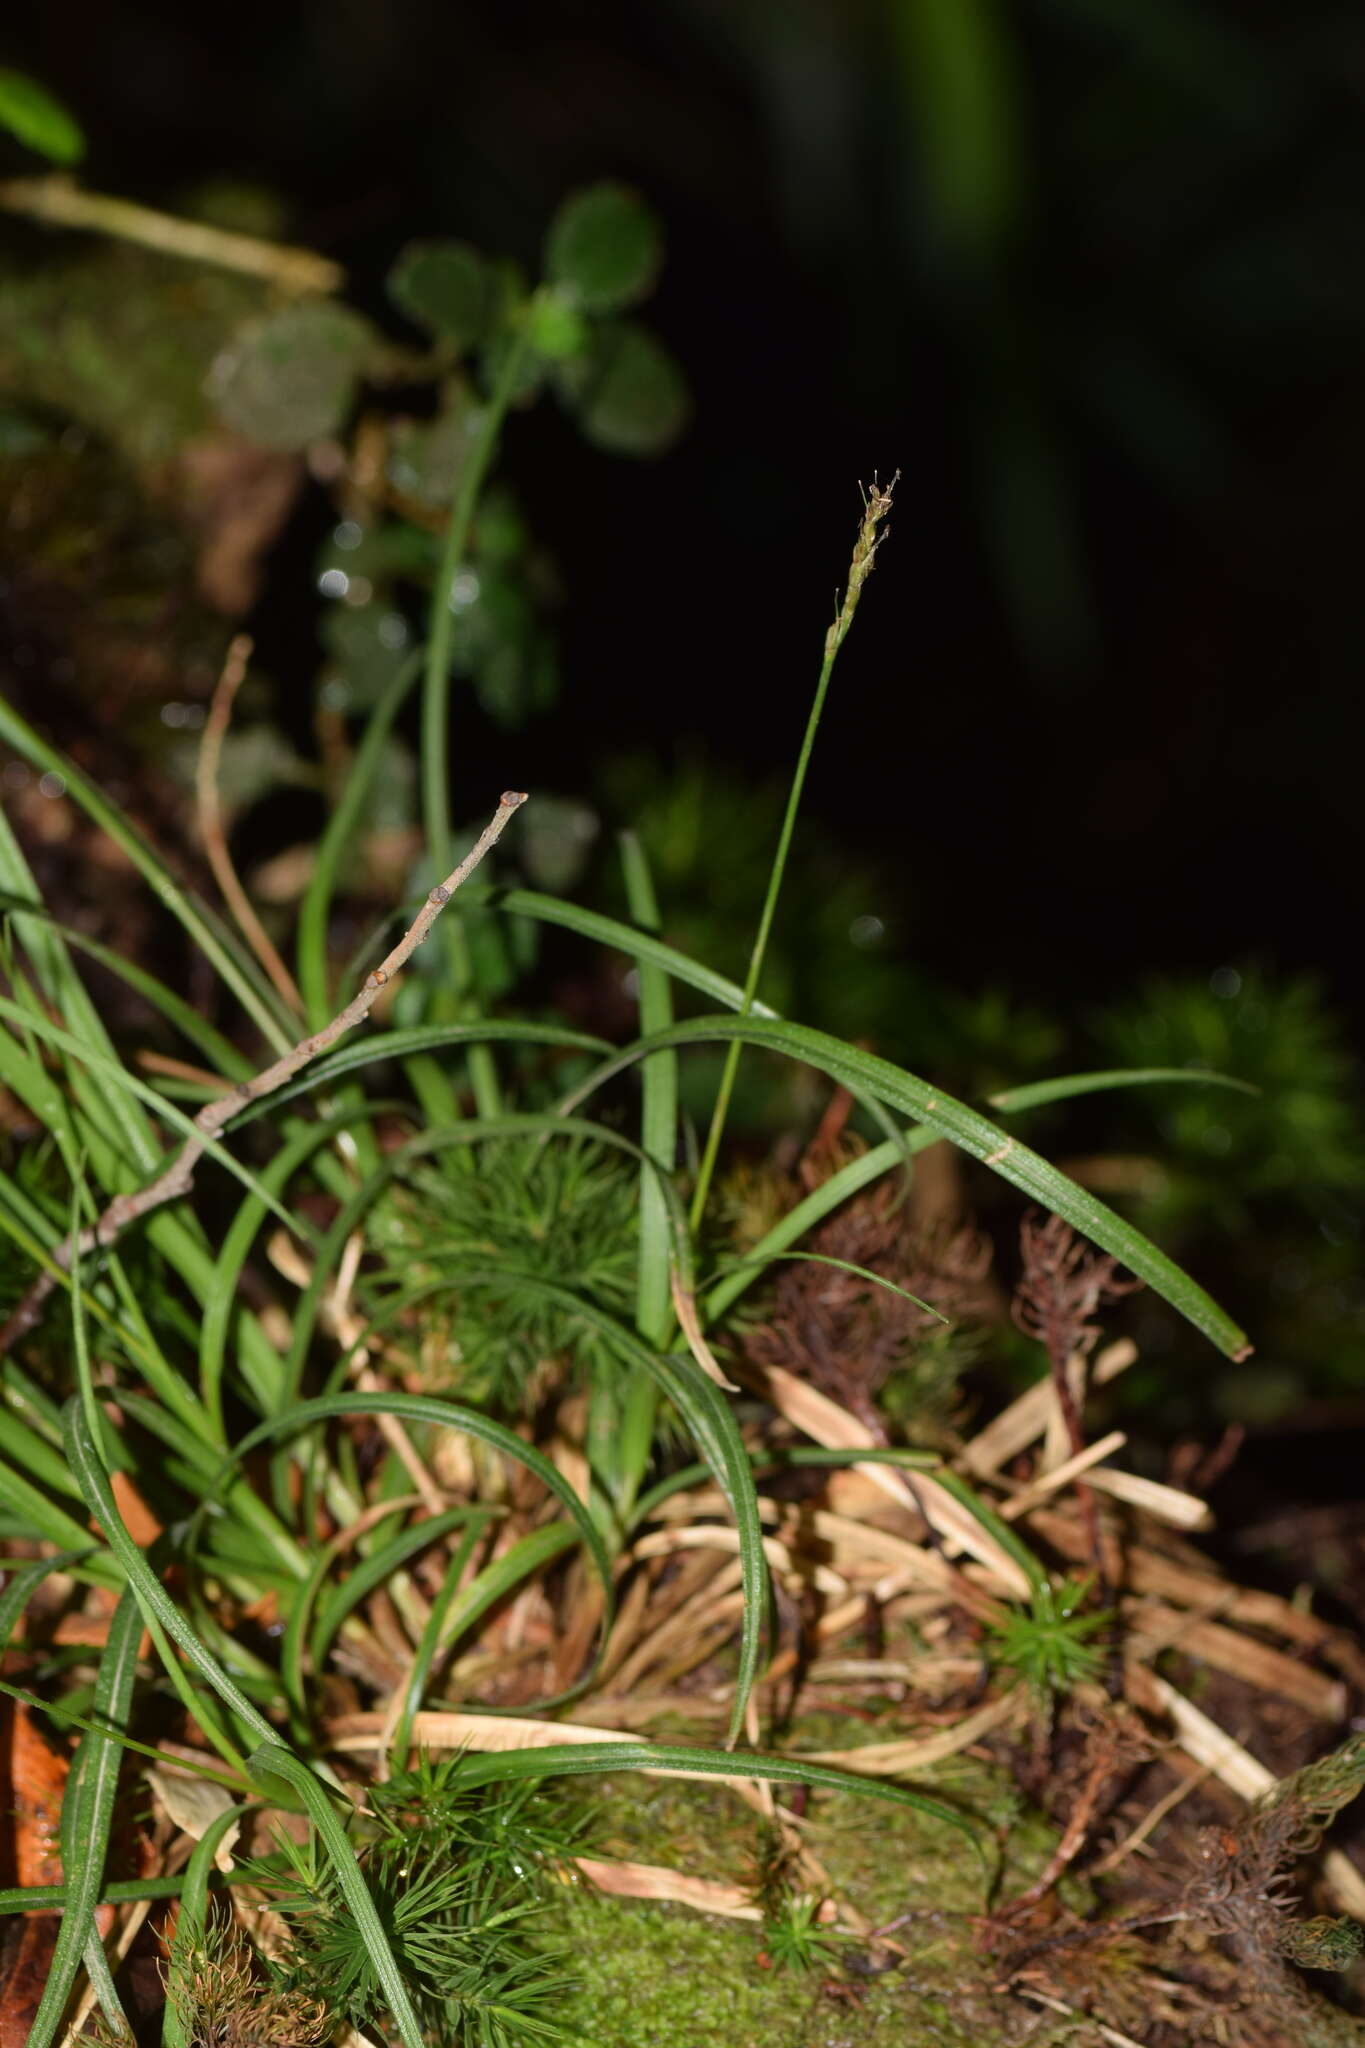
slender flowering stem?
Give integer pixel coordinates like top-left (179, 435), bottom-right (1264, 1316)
top-left (0, 793), bottom-right (528, 1357)
top-left (688, 475), bottom-right (897, 1233)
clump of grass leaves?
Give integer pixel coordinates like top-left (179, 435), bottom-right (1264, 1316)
top-left (0, 395), bottom-right (1260, 2048)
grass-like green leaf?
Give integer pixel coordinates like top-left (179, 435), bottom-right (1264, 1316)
top-left (308, 1257), bottom-right (768, 1739)
top-left (561, 1016), bottom-right (1252, 1359)
top-left (0, 891), bottom-right (251, 1082)
top-left (162, 1804), bottom-right (246, 2048)
top-left (197, 1106), bottom-right (372, 1432)
top-left (234, 1020), bottom-right (614, 1124)
top-left (191, 1391), bottom-right (614, 1673)
top-left (0, 993), bottom-right (298, 1229)
top-left (453, 1741), bottom-right (979, 1852)
top-left (474, 885), bottom-right (778, 1016)
top-left (0, 1874), bottom-right (205, 1914)
top-left (618, 830), bottom-right (677, 1521)
top-left (61, 1397), bottom-right (279, 1755)
top-left (620, 832), bottom-right (677, 1348)
top-left (714, 1250), bottom-right (949, 1323)
top-left (25, 1585), bottom-right (141, 2048)
top-left (0, 700), bottom-right (293, 1052)
top-left (302, 1505), bottom-right (492, 1703)
top-left (244, 1744), bottom-right (425, 2048)
top-left (0, 1547), bottom-right (95, 1653)
top-left (425, 1521), bottom-right (580, 1684)
top-left (0, 1451), bottom-right (109, 1554)
top-left (988, 1066), bottom-right (1259, 1114)
top-left (387, 1520), bottom-right (490, 1767)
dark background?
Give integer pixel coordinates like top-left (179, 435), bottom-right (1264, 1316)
top-left (5, 0), bottom-right (1364, 1020)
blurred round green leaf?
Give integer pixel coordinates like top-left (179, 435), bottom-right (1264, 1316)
top-left (0, 70), bottom-right (85, 165)
top-left (545, 182), bottom-right (663, 314)
top-left (387, 394), bottom-right (476, 507)
top-left (559, 320), bottom-right (689, 457)
top-left (209, 303), bottom-right (374, 451)
top-left (386, 240), bottom-right (497, 349)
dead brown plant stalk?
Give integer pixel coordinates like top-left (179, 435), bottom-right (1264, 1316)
top-left (1013, 1212), bottom-right (1141, 1601)
top-left (196, 633), bottom-right (304, 1014)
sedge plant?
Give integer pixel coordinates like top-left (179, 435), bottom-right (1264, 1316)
top-left (0, 195), bottom-right (1262, 2045)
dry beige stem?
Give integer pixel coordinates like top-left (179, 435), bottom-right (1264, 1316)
top-left (572, 1856), bottom-right (762, 1920)
top-left (0, 174), bottom-right (344, 292)
top-left (609, 1568), bottom-right (747, 1697)
top-left (197, 633), bottom-right (303, 1012)
top-left (1124, 1600), bottom-right (1345, 1718)
top-left (671, 1270), bottom-right (739, 1389)
top-left (998, 1429), bottom-right (1128, 1520)
top-left (738, 1357), bottom-right (1031, 1596)
top-left (1083, 1466), bottom-right (1210, 1530)
top-left (648, 1594), bottom-right (750, 1693)
top-left (796, 1689), bottom-right (1023, 1774)
top-left (631, 1523), bottom-right (847, 1598)
top-left (960, 1338), bottom-right (1136, 1476)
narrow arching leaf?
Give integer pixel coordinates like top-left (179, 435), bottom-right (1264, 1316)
top-left (0, 892), bottom-right (250, 1080)
top-left (0, 993), bottom-right (296, 1226)
top-left (453, 1742), bottom-right (979, 1851)
top-left (62, 1398), bottom-right (279, 1755)
top-left (989, 1066), bottom-right (1259, 1114)
top-left (0, 1549), bottom-right (94, 1654)
top-left (471, 885), bottom-right (780, 1016)
top-left (25, 1586), bottom-right (141, 2048)
top-left (238, 1021), bottom-right (614, 1122)
top-left (620, 831), bottom-right (678, 1348)
top-left (307, 1505), bottom-right (490, 1678)
top-left (244, 1744), bottom-right (424, 2048)
top-left (561, 1016), bottom-right (1252, 1359)
top-left (162, 1805), bottom-right (244, 2048)
top-left (191, 1391), bottom-right (614, 1671)
top-left (0, 705), bottom-right (293, 1052)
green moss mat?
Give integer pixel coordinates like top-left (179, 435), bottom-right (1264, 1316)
top-left (532, 1764), bottom-right (1080, 2048)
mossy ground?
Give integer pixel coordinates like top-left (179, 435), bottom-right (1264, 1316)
top-left (535, 1755), bottom-right (1082, 2048)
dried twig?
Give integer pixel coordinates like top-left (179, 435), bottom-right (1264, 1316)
top-left (999, 1711), bottom-right (1150, 1916)
top-left (196, 633), bottom-right (304, 1013)
top-left (0, 175), bottom-right (343, 293)
top-left (0, 791), bottom-right (527, 1356)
